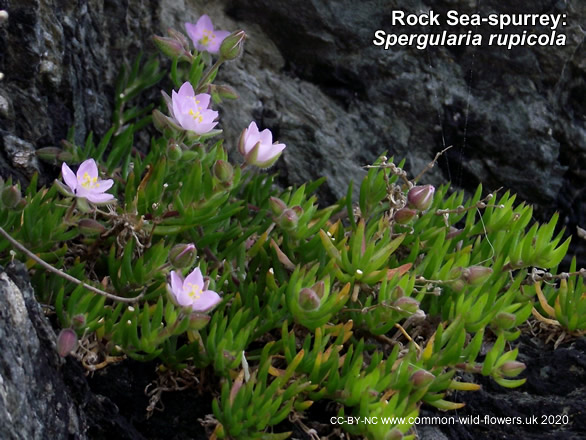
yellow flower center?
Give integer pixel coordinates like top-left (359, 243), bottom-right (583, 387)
top-left (188, 109), bottom-right (204, 123)
top-left (185, 282), bottom-right (203, 301)
top-left (200, 30), bottom-right (216, 47)
top-left (80, 172), bottom-right (99, 189)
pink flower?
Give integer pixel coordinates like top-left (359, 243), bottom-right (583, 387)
top-left (185, 15), bottom-right (230, 54)
top-left (168, 267), bottom-right (221, 312)
top-left (170, 82), bottom-right (219, 135)
top-left (61, 159), bottom-right (114, 204)
top-left (238, 122), bottom-right (286, 168)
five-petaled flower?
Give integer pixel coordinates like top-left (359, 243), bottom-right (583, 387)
top-left (61, 159), bottom-right (114, 204)
top-left (238, 121), bottom-right (286, 168)
top-left (168, 267), bottom-right (221, 312)
top-left (185, 15), bottom-right (229, 54)
top-left (170, 82), bottom-right (219, 135)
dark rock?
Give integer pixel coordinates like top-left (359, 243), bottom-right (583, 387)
top-left (418, 335), bottom-right (586, 440)
top-left (0, 262), bottom-right (84, 439)
top-left (0, 0), bottom-right (585, 438)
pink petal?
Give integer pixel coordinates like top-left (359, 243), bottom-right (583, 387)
top-left (195, 15), bottom-right (214, 33)
top-left (174, 290), bottom-right (194, 307)
top-left (184, 267), bottom-right (203, 290)
top-left (191, 290), bottom-right (221, 312)
top-left (96, 179), bottom-right (114, 192)
top-left (214, 30), bottom-right (230, 44)
top-left (82, 192), bottom-right (115, 204)
top-left (259, 128), bottom-right (273, 146)
top-left (194, 93), bottom-right (210, 110)
top-left (201, 109), bottom-right (218, 123)
top-left (185, 22), bottom-right (198, 44)
top-left (178, 81), bottom-right (195, 98)
top-left (170, 271), bottom-right (183, 295)
top-left (195, 121), bottom-right (218, 134)
top-left (256, 142), bottom-right (286, 163)
top-left (244, 122), bottom-right (260, 154)
top-left (77, 159), bottom-right (98, 180)
top-left (61, 163), bottom-right (78, 192)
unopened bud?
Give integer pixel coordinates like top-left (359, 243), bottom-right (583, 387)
top-left (54, 179), bottom-right (75, 197)
top-left (299, 288), bottom-right (321, 311)
top-left (0, 10), bottom-right (8, 24)
top-left (36, 147), bottom-right (62, 163)
top-left (279, 208), bottom-right (298, 231)
top-left (393, 207), bottom-right (417, 224)
top-left (57, 328), bottom-right (78, 357)
top-left (71, 314), bottom-right (86, 329)
top-left (167, 28), bottom-right (190, 51)
top-left (393, 297), bottom-right (420, 314)
top-left (407, 185), bottom-right (435, 211)
top-left (219, 30), bottom-right (246, 61)
top-left (269, 197), bottom-right (287, 216)
top-left (189, 312), bottom-right (211, 330)
top-left (209, 84), bottom-right (239, 102)
top-left (1, 185), bottom-right (21, 209)
top-left (462, 266), bottom-right (493, 285)
top-left (213, 160), bottom-right (233, 183)
top-left (493, 312), bottom-right (516, 330)
top-left (410, 369), bottom-right (435, 387)
top-left (447, 227), bottom-right (464, 240)
top-left (310, 280), bottom-right (326, 299)
top-left (500, 361), bottom-right (526, 377)
top-left (57, 150), bottom-right (74, 162)
top-left (166, 140), bottom-right (183, 161)
top-left (153, 35), bottom-right (185, 59)
top-left (169, 243), bottom-right (197, 269)
top-left (385, 428), bottom-right (404, 440)
top-left (78, 218), bottom-right (107, 237)
top-left (152, 109), bottom-right (168, 132)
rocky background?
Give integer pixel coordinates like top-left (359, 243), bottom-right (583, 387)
top-left (0, 0), bottom-right (584, 438)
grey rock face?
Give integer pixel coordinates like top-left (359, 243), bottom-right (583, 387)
top-left (0, 263), bottom-right (84, 439)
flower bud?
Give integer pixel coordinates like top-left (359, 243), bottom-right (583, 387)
top-left (493, 312), bottom-right (516, 330)
top-left (269, 197), bottom-right (287, 216)
top-left (500, 361), bottom-right (526, 377)
top-left (166, 140), bottom-right (183, 161)
top-left (57, 328), bottom-right (78, 357)
top-left (462, 266), bottom-right (493, 285)
top-left (36, 147), bottom-right (62, 163)
top-left (54, 179), bottom-right (75, 197)
top-left (71, 314), bottom-right (86, 329)
top-left (393, 207), bottom-right (417, 224)
top-left (0, 10), bottom-right (8, 24)
top-left (189, 312), bottom-right (211, 330)
top-left (446, 227), bottom-right (464, 240)
top-left (385, 428), bottom-right (403, 440)
top-left (153, 35), bottom-right (185, 59)
top-left (78, 218), bottom-right (107, 237)
top-left (407, 185), bottom-right (435, 211)
top-left (299, 288), bottom-right (321, 311)
top-left (219, 30), bottom-right (246, 61)
top-left (169, 243), bottom-right (197, 269)
top-left (310, 280), bottom-right (326, 299)
top-left (279, 208), bottom-right (298, 231)
top-left (167, 28), bottom-right (190, 51)
top-left (1, 185), bottom-right (21, 209)
top-left (213, 160), bottom-right (233, 183)
top-left (410, 369), bottom-right (435, 387)
top-left (209, 84), bottom-right (239, 102)
top-left (393, 297), bottom-right (420, 314)
top-left (57, 150), bottom-right (75, 162)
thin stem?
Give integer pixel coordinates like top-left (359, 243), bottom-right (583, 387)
top-left (195, 58), bottom-right (224, 94)
top-left (0, 226), bottom-right (143, 303)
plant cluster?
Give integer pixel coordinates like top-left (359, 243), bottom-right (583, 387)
top-left (0, 14), bottom-right (584, 440)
